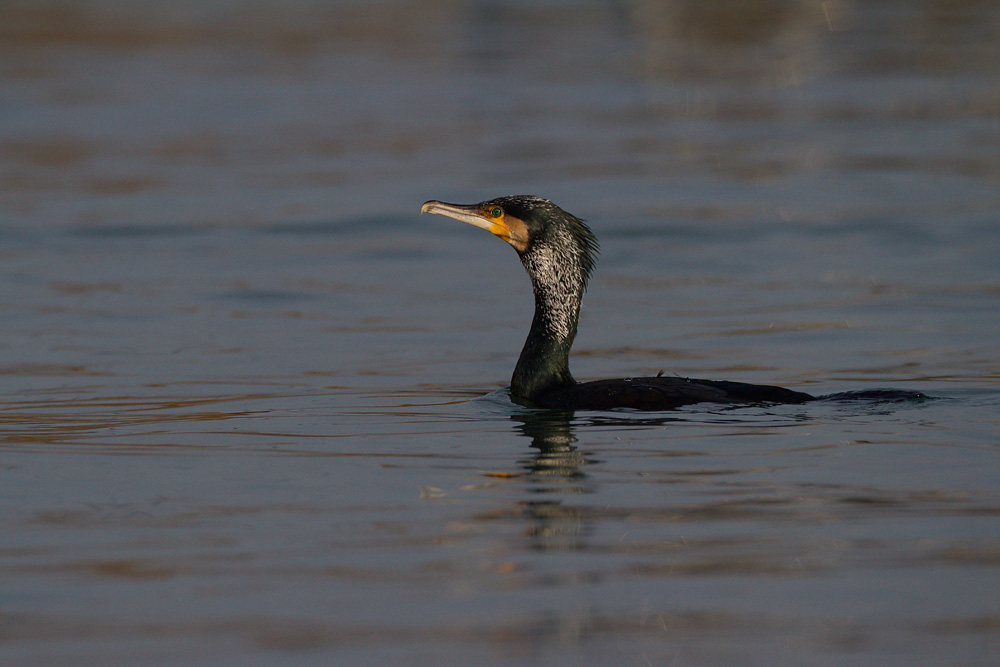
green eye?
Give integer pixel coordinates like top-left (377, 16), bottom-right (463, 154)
top-left (490, 206), bottom-right (503, 218)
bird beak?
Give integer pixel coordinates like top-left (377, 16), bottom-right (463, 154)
top-left (421, 200), bottom-right (513, 242)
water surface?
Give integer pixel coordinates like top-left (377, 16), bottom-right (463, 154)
top-left (1, 1), bottom-right (999, 665)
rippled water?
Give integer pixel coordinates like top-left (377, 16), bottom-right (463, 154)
top-left (2, 1), bottom-right (999, 665)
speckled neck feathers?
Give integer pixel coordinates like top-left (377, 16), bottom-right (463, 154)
top-left (504, 197), bottom-right (599, 400)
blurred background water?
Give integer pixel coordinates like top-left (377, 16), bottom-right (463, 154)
top-left (1, 1), bottom-right (998, 665)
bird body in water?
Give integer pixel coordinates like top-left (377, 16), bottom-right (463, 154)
top-left (421, 195), bottom-right (815, 410)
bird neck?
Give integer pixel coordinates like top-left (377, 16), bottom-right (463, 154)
top-left (510, 246), bottom-right (585, 400)
top-left (511, 317), bottom-right (576, 399)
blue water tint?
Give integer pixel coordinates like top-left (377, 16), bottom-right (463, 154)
top-left (1, 1), bottom-right (999, 666)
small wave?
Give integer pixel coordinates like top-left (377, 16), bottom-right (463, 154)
top-left (816, 389), bottom-right (933, 403)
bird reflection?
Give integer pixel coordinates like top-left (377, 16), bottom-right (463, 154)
top-left (510, 409), bottom-right (691, 491)
top-left (505, 409), bottom-right (701, 551)
top-left (506, 410), bottom-right (597, 552)
top-left (512, 410), bottom-right (594, 489)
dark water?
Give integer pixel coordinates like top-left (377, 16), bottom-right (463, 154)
top-left (2, 1), bottom-right (999, 665)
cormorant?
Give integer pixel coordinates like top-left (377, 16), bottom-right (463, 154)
top-left (421, 195), bottom-right (815, 410)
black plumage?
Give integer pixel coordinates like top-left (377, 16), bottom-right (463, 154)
top-left (421, 195), bottom-right (814, 410)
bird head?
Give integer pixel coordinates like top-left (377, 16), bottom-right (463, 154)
top-left (420, 195), bottom-right (599, 286)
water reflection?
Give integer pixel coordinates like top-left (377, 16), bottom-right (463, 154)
top-left (514, 410), bottom-right (590, 484)
top-left (507, 411), bottom-right (594, 552)
top-left (627, 0), bottom-right (830, 83)
top-left (509, 408), bottom-right (705, 555)
top-left (512, 408), bottom-right (690, 491)
top-left (2, 1), bottom-right (998, 664)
